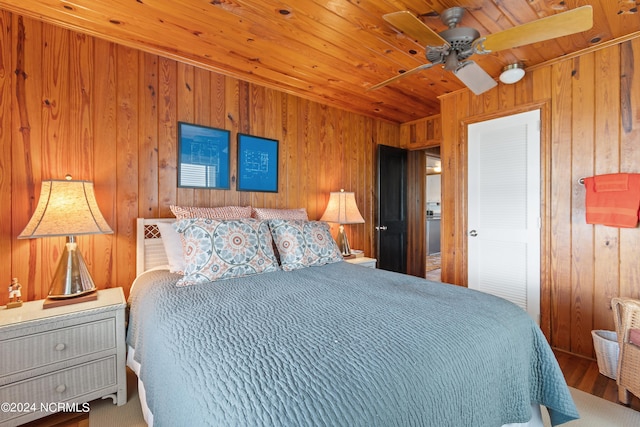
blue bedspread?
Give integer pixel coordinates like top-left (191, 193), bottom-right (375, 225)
top-left (127, 262), bottom-right (578, 426)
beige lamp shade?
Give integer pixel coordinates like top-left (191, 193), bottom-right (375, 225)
top-left (319, 190), bottom-right (365, 224)
top-left (18, 180), bottom-right (113, 239)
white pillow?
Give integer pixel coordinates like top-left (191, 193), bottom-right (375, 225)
top-left (156, 222), bottom-right (186, 274)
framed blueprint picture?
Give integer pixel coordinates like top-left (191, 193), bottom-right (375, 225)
top-left (177, 122), bottom-right (230, 189)
top-left (237, 134), bottom-right (279, 192)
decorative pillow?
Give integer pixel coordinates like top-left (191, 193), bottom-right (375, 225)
top-left (268, 220), bottom-right (343, 271)
top-left (156, 221), bottom-right (186, 274)
top-left (252, 207), bottom-right (308, 221)
top-left (174, 218), bottom-right (279, 286)
top-left (170, 205), bottom-right (252, 220)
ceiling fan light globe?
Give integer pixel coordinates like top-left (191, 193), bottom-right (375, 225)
top-left (499, 64), bottom-right (525, 84)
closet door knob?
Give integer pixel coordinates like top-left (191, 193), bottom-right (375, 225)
top-left (56, 384), bottom-right (67, 393)
top-left (55, 343), bottom-right (66, 351)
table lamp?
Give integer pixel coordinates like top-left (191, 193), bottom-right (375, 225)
top-left (18, 177), bottom-right (113, 300)
top-left (320, 189), bottom-right (364, 256)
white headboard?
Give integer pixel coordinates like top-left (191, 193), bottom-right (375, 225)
top-left (136, 218), bottom-right (175, 276)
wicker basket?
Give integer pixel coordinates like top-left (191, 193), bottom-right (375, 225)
top-left (592, 330), bottom-right (619, 380)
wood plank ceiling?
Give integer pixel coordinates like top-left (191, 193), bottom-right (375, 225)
top-left (1, 0), bottom-right (638, 124)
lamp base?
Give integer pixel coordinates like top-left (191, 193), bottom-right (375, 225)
top-left (337, 224), bottom-right (352, 256)
top-left (48, 236), bottom-right (97, 299)
top-left (43, 292), bottom-right (98, 309)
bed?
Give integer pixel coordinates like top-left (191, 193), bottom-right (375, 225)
top-left (126, 217), bottom-right (578, 427)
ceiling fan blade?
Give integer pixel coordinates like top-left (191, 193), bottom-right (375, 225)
top-left (368, 63), bottom-right (438, 91)
top-left (481, 5), bottom-right (593, 52)
top-left (383, 11), bottom-right (449, 48)
top-left (453, 61), bottom-right (497, 95)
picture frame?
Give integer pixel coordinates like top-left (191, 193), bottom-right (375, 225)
top-left (177, 122), bottom-right (230, 189)
top-left (237, 133), bottom-right (279, 193)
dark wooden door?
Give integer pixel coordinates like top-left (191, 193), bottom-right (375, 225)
top-left (376, 144), bottom-right (407, 273)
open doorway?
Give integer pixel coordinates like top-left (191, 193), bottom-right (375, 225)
top-left (425, 147), bottom-right (441, 281)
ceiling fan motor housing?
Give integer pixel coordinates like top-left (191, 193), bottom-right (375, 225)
top-left (427, 27), bottom-right (480, 68)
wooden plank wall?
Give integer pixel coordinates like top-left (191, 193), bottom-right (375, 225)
top-left (418, 37), bottom-right (640, 358)
top-left (405, 150), bottom-right (426, 278)
top-left (401, 115), bottom-right (441, 278)
top-left (0, 12), bottom-right (400, 303)
top-left (400, 115), bottom-right (442, 151)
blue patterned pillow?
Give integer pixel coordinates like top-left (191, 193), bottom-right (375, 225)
top-left (174, 218), bottom-right (280, 286)
top-left (268, 220), bottom-right (343, 271)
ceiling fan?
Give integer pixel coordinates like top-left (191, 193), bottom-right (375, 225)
top-left (370, 5), bottom-right (593, 95)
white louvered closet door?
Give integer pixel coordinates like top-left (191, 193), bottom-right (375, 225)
top-left (467, 109), bottom-right (541, 324)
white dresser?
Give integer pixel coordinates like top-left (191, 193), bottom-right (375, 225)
top-left (0, 288), bottom-right (127, 426)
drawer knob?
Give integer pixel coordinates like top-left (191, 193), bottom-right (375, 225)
top-left (56, 384), bottom-right (66, 393)
top-left (55, 343), bottom-right (66, 351)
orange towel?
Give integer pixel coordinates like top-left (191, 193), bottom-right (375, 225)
top-left (594, 174), bottom-right (628, 191)
top-left (584, 173), bottom-right (640, 228)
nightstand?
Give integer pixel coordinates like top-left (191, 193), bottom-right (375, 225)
top-left (0, 288), bottom-right (127, 426)
top-left (345, 256), bottom-right (377, 269)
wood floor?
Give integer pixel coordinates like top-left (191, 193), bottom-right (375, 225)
top-left (21, 411), bottom-right (88, 427)
top-left (555, 348), bottom-right (640, 412)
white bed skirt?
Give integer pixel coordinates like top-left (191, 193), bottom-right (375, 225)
top-left (126, 347), bottom-right (154, 427)
top-left (127, 346), bottom-right (543, 427)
